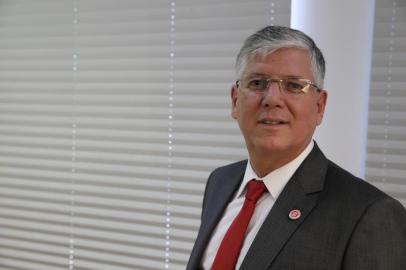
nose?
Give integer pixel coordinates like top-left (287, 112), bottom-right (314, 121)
top-left (261, 80), bottom-right (284, 107)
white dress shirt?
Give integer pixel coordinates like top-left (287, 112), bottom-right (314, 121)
top-left (201, 141), bottom-right (314, 269)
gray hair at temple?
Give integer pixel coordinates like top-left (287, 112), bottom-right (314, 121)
top-left (235, 25), bottom-right (326, 89)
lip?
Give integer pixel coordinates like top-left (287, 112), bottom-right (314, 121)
top-left (257, 118), bottom-right (288, 125)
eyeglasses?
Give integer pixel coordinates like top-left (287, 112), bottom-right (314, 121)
top-left (236, 76), bottom-right (321, 95)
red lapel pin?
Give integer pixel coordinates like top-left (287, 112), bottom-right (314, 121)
top-left (289, 209), bottom-right (301, 220)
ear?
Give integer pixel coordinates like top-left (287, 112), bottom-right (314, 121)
top-left (316, 90), bottom-right (328, 125)
top-left (230, 85), bottom-right (238, 119)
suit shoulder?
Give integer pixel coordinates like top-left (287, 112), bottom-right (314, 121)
top-left (210, 160), bottom-right (247, 177)
top-left (204, 160), bottom-right (247, 192)
top-left (325, 160), bottom-right (398, 206)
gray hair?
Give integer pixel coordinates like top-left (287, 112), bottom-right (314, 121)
top-left (236, 25), bottom-right (326, 89)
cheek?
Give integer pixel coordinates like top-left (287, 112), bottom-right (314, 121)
top-left (291, 103), bottom-right (320, 129)
top-left (236, 99), bottom-right (261, 132)
top-left (237, 95), bottom-right (260, 114)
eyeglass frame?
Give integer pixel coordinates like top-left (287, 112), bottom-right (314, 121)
top-left (235, 75), bottom-right (322, 95)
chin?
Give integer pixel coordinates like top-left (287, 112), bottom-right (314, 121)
top-left (252, 139), bottom-right (290, 155)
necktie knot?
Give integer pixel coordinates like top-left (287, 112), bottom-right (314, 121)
top-left (245, 179), bottom-right (266, 202)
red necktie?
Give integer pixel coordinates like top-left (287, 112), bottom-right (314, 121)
top-left (211, 179), bottom-right (267, 270)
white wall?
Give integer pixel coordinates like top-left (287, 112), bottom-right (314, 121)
top-left (291, 0), bottom-right (376, 178)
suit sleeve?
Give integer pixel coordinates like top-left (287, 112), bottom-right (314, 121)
top-left (342, 197), bottom-right (406, 270)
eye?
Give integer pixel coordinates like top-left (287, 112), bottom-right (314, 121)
top-left (283, 80), bottom-right (306, 93)
top-left (246, 78), bottom-right (268, 91)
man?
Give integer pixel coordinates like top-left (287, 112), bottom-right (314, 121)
top-left (186, 26), bottom-right (406, 270)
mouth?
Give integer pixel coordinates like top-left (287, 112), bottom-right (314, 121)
top-left (258, 119), bottom-right (288, 125)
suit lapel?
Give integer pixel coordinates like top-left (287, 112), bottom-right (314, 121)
top-left (202, 162), bottom-right (247, 242)
top-left (187, 160), bottom-right (247, 270)
top-left (240, 144), bottom-right (329, 270)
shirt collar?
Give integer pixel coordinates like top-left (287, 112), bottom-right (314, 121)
top-left (236, 140), bottom-right (315, 200)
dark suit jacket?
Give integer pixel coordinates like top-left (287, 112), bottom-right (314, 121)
top-left (187, 144), bottom-right (406, 270)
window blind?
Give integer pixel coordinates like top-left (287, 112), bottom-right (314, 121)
top-left (0, 1), bottom-right (75, 269)
top-left (366, 0), bottom-right (406, 207)
top-left (0, 0), bottom-right (291, 269)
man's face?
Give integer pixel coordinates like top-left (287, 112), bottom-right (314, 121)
top-left (231, 47), bottom-right (327, 172)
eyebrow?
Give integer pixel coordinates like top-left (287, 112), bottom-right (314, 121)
top-left (243, 73), bottom-right (306, 80)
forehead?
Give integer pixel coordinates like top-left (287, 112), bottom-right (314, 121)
top-left (242, 47), bottom-right (314, 80)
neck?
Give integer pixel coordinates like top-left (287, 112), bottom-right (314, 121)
top-left (248, 143), bottom-right (312, 177)
top-left (249, 154), bottom-right (290, 177)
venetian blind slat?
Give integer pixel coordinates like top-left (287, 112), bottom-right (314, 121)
top-left (366, 0), bottom-right (406, 206)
